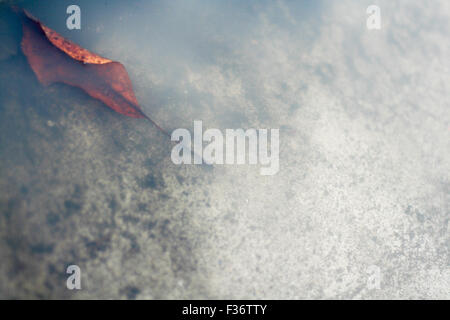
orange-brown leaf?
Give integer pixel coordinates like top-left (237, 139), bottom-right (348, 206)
top-left (20, 9), bottom-right (146, 119)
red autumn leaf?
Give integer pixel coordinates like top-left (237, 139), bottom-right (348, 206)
top-left (19, 9), bottom-right (167, 134)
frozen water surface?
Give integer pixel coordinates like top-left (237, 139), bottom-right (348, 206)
top-left (0, 0), bottom-right (448, 299)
